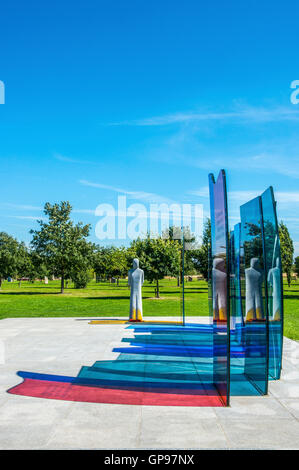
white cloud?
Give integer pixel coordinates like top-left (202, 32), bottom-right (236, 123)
top-left (188, 186), bottom-right (209, 198)
top-left (5, 215), bottom-right (46, 221)
top-left (276, 192), bottom-right (299, 203)
top-left (73, 209), bottom-right (96, 215)
top-left (79, 179), bottom-right (175, 204)
top-left (54, 153), bottom-right (97, 165)
top-left (111, 104), bottom-right (299, 127)
top-left (0, 203), bottom-right (43, 211)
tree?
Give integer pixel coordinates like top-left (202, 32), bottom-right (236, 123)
top-left (279, 221), bottom-right (294, 287)
top-left (71, 269), bottom-right (93, 289)
top-left (109, 247), bottom-right (130, 285)
top-left (181, 226), bottom-right (201, 277)
top-left (191, 218), bottom-right (211, 280)
top-left (94, 246), bottom-right (129, 286)
top-left (94, 246), bottom-right (112, 281)
top-left (294, 256), bottom-right (299, 277)
top-left (17, 248), bottom-right (49, 284)
top-left (30, 201), bottom-right (93, 293)
top-left (162, 225), bottom-right (199, 284)
top-left (0, 232), bottom-right (22, 288)
top-left (130, 235), bottom-right (181, 298)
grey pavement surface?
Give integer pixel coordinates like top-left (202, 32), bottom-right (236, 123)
top-left (0, 317), bottom-right (299, 450)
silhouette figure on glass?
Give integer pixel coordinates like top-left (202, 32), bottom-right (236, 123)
top-left (128, 258), bottom-right (144, 322)
top-left (212, 258), bottom-right (227, 322)
top-left (245, 257), bottom-right (264, 321)
top-left (267, 257), bottom-right (282, 321)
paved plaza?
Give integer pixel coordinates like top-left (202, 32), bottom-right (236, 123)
top-left (0, 317), bottom-right (299, 450)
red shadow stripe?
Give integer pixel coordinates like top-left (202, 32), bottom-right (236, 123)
top-left (8, 378), bottom-right (223, 407)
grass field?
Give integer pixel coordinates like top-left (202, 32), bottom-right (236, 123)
top-left (0, 278), bottom-right (298, 340)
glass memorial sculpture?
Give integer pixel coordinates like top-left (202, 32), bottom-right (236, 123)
top-left (208, 170), bottom-right (230, 406)
top-left (7, 170), bottom-right (284, 408)
top-left (209, 170), bottom-right (283, 401)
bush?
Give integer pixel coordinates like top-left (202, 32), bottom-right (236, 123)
top-left (72, 270), bottom-right (91, 289)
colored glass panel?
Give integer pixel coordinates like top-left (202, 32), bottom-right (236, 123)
top-left (240, 196), bottom-right (269, 395)
top-left (208, 170), bottom-right (230, 406)
top-left (230, 223), bottom-right (244, 344)
top-left (261, 187), bottom-right (283, 380)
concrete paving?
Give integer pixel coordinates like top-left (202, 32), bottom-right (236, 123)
top-left (0, 317), bottom-right (298, 450)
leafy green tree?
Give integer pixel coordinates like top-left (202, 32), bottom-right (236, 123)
top-left (30, 201), bottom-right (93, 293)
top-left (94, 246), bottom-right (130, 286)
top-left (279, 221), bottom-right (294, 287)
top-left (94, 246), bottom-right (112, 281)
top-left (130, 235), bottom-right (181, 298)
top-left (181, 226), bottom-right (201, 278)
top-left (0, 232), bottom-right (22, 288)
top-left (13, 242), bottom-right (30, 284)
top-left (71, 269), bottom-right (92, 289)
top-left (17, 248), bottom-right (49, 284)
top-left (190, 218), bottom-right (211, 280)
top-left (109, 247), bottom-right (130, 285)
top-left (30, 251), bottom-right (49, 281)
top-left (162, 225), bottom-right (198, 284)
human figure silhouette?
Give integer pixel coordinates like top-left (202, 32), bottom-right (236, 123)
top-left (245, 257), bottom-right (264, 321)
top-left (212, 257), bottom-right (227, 322)
top-left (267, 257), bottom-right (282, 321)
top-left (128, 258), bottom-right (144, 322)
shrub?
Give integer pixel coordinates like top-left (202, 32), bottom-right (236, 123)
top-left (72, 270), bottom-right (91, 289)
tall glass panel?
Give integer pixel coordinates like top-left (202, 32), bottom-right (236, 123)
top-left (208, 170), bottom-right (230, 406)
top-left (240, 197), bottom-right (269, 395)
top-left (230, 231), bottom-right (236, 331)
top-left (232, 223), bottom-right (244, 344)
top-left (261, 187), bottom-right (283, 380)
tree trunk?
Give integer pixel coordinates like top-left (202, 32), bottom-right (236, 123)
top-left (156, 279), bottom-right (160, 298)
top-left (61, 272), bottom-right (64, 294)
top-left (287, 271), bottom-right (291, 288)
top-left (177, 276), bottom-right (180, 287)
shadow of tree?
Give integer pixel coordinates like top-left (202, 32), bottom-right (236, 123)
top-left (0, 291), bottom-right (61, 295)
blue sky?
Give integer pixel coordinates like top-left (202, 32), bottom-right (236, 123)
top-left (0, 1), bottom-right (299, 252)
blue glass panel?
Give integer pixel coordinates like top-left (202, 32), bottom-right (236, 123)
top-left (208, 170), bottom-right (230, 406)
top-left (261, 187), bottom-right (283, 380)
top-left (230, 223), bottom-right (244, 345)
top-left (229, 230), bottom-right (236, 328)
top-left (240, 196), bottom-right (269, 395)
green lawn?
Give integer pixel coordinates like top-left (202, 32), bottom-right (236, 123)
top-left (0, 278), bottom-right (208, 318)
top-left (0, 278), bottom-right (298, 340)
top-left (280, 281), bottom-right (299, 341)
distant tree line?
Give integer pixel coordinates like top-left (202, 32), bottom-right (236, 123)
top-left (0, 201), bottom-right (295, 294)
top-left (0, 201), bottom-right (211, 297)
